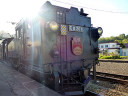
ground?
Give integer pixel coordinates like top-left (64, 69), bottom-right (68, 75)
top-left (87, 80), bottom-right (128, 96)
top-left (96, 61), bottom-right (128, 76)
top-left (88, 61), bottom-right (128, 96)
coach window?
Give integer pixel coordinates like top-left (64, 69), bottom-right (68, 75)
top-left (16, 29), bottom-right (21, 39)
top-left (16, 30), bottom-right (18, 39)
top-left (16, 27), bottom-right (23, 39)
top-left (18, 28), bottom-right (22, 39)
top-left (20, 28), bottom-right (23, 40)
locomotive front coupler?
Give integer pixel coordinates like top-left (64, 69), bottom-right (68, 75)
top-left (78, 66), bottom-right (90, 82)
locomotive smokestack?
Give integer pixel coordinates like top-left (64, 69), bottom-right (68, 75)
top-left (80, 8), bottom-right (84, 13)
top-left (80, 8), bottom-right (88, 16)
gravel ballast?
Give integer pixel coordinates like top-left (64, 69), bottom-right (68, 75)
top-left (96, 61), bottom-right (128, 76)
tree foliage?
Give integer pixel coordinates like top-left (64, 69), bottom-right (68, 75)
top-left (98, 34), bottom-right (128, 47)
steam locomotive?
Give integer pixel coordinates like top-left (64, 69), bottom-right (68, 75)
top-left (7, 1), bottom-right (103, 95)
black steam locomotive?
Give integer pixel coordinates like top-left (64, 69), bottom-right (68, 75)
top-left (7, 1), bottom-right (103, 95)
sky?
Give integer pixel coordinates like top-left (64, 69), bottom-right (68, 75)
top-left (0, 0), bottom-right (128, 37)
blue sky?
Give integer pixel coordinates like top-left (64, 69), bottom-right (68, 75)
top-left (0, 0), bottom-right (128, 37)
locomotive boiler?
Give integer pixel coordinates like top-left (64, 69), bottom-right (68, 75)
top-left (8, 1), bottom-right (103, 95)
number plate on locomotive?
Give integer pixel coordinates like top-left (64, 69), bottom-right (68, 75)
top-left (69, 25), bottom-right (83, 32)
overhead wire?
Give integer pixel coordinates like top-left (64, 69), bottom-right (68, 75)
top-left (52, 0), bottom-right (128, 14)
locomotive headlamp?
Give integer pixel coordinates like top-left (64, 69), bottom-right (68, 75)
top-left (49, 21), bottom-right (59, 31)
top-left (91, 27), bottom-right (103, 41)
top-left (45, 21), bottom-right (59, 32)
top-left (98, 27), bottom-right (103, 36)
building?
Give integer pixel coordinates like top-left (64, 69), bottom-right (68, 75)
top-left (0, 33), bottom-right (13, 60)
top-left (98, 42), bottom-right (120, 55)
top-left (120, 43), bottom-right (128, 56)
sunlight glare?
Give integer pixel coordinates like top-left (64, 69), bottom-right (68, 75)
top-left (21, 0), bottom-right (45, 19)
top-left (23, 5), bottom-right (40, 19)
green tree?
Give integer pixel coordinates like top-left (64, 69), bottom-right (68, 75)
top-left (118, 34), bottom-right (125, 40)
top-left (99, 33), bottom-right (128, 48)
top-left (119, 42), bottom-right (125, 48)
top-left (122, 39), bottom-right (128, 44)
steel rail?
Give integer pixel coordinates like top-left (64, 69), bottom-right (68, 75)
top-left (84, 90), bottom-right (101, 96)
top-left (96, 72), bottom-right (128, 80)
top-left (91, 71), bottom-right (128, 85)
top-left (63, 90), bottom-right (100, 96)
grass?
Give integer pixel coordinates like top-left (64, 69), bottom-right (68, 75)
top-left (99, 59), bottom-right (128, 61)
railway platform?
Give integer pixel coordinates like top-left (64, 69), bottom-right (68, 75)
top-left (0, 60), bottom-right (62, 96)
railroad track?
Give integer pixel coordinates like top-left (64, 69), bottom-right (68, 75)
top-left (93, 71), bottom-right (128, 85)
top-left (84, 90), bottom-right (100, 96)
top-left (64, 90), bottom-right (100, 96)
